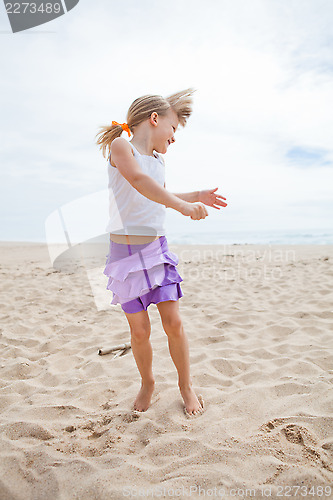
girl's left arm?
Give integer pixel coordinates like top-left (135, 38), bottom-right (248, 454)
top-left (164, 181), bottom-right (199, 203)
top-left (171, 190), bottom-right (200, 203)
top-left (169, 186), bottom-right (227, 209)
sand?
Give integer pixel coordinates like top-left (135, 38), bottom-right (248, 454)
top-left (0, 240), bottom-right (332, 499)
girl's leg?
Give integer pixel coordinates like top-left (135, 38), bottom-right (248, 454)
top-left (156, 300), bottom-right (203, 415)
top-left (124, 308), bottom-right (155, 411)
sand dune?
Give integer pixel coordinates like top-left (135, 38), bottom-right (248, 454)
top-left (0, 241), bottom-right (332, 499)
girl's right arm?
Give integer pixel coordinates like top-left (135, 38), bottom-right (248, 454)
top-left (110, 138), bottom-right (208, 220)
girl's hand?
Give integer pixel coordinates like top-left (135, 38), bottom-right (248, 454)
top-left (180, 201), bottom-right (208, 220)
top-left (199, 188), bottom-right (227, 209)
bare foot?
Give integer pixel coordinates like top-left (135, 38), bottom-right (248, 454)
top-left (133, 381), bottom-right (155, 412)
top-left (179, 384), bottom-right (204, 415)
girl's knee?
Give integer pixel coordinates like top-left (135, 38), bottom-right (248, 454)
top-left (130, 327), bottom-right (151, 342)
top-left (163, 314), bottom-right (183, 333)
top-left (125, 309), bottom-right (151, 342)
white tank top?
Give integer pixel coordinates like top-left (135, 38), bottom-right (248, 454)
top-left (105, 142), bottom-right (166, 236)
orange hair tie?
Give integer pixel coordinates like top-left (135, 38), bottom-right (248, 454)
top-left (112, 120), bottom-right (131, 137)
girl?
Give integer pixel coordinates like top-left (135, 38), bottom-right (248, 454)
top-left (95, 88), bottom-right (227, 417)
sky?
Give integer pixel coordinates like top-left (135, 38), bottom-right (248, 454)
top-left (1, 0), bottom-right (332, 244)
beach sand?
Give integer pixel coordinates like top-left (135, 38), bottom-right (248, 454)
top-left (0, 240), bottom-right (332, 499)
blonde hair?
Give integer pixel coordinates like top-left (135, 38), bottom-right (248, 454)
top-left (95, 87), bottom-right (196, 159)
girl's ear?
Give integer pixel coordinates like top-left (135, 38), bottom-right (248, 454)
top-left (150, 112), bottom-right (158, 126)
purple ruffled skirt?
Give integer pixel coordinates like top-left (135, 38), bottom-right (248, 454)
top-left (103, 235), bottom-right (183, 313)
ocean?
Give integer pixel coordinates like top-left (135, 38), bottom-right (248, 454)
top-left (2, 229), bottom-right (332, 246)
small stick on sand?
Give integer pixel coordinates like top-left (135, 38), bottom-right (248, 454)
top-left (98, 342), bottom-right (131, 356)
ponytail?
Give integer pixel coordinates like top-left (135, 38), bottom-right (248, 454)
top-left (95, 122), bottom-right (130, 160)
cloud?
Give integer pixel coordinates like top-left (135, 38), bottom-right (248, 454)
top-left (1, 0), bottom-right (333, 241)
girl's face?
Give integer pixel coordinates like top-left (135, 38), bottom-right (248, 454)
top-left (152, 109), bottom-right (179, 154)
